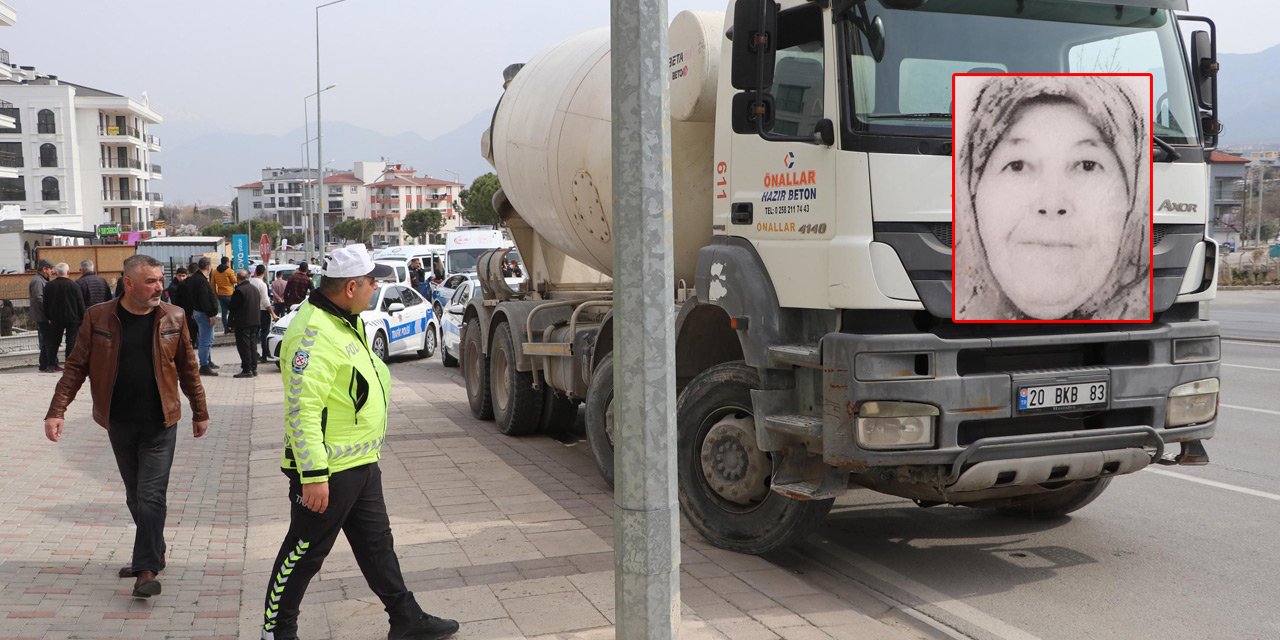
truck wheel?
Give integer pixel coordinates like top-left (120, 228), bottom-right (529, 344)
top-left (462, 317), bottom-right (492, 420)
top-left (540, 388), bottom-right (579, 434)
top-left (490, 322), bottom-right (543, 435)
top-left (441, 343), bottom-right (459, 367)
top-left (992, 478), bottom-right (1113, 519)
top-left (677, 361), bottom-right (832, 555)
top-left (584, 358), bottom-right (615, 488)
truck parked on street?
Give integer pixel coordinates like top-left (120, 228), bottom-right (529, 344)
top-left (459, 0), bottom-right (1223, 554)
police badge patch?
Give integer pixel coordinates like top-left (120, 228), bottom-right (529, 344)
top-left (292, 350), bottom-right (310, 374)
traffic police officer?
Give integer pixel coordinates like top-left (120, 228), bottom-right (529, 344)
top-left (261, 244), bottom-right (458, 640)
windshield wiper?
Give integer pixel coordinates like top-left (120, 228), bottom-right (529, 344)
top-left (864, 113), bottom-right (952, 120)
top-left (1153, 135), bottom-right (1181, 163)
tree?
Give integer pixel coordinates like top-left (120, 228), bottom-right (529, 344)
top-left (333, 218), bottom-right (377, 245)
top-left (200, 220), bottom-right (285, 248)
top-left (174, 223), bottom-right (200, 237)
top-left (459, 173), bottom-right (501, 227)
top-left (403, 209), bottom-right (443, 243)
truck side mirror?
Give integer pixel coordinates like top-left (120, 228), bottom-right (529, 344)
top-left (731, 0), bottom-right (778, 91)
top-left (1190, 30), bottom-right (1217, 110)
top-left (731, 92), bottom-right (776, 134)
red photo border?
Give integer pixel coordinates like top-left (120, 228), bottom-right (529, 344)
top-left (950, 72), bottom-right (1156, 324)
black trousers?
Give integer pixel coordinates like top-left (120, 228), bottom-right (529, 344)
top-left (235, 326), bottom-right (259, 373)
top-left (262, 463), bottom-right (422, 637)
top-left (36, 322), bottom-right (53, 369)
top-left (108, 421), bottom-right (176, 575)
top-left (259, 310), bottom-right (272, 358)
top-left (48, 320), bottom-right (78, 363)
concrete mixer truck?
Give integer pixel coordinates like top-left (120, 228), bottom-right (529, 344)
top-left (460, 0), bottom-right (1223, 554)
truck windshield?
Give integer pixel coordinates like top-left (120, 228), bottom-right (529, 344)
top-left (446, 248), bottom-right (488, 274)
top-left (842, 0), bottom-right (1199, 146)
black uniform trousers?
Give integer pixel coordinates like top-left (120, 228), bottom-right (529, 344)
top-left (262, 463), bottom-right (422, 638)
top-left (234, 326), bottom-right (259, 373)
top-left (108, 421), bottom-right (176, 575)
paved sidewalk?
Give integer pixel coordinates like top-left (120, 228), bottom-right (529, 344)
top-left (0, 343), bottom-right (925, 639)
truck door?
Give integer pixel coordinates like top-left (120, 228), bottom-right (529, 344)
top-left (726, 2), bottom-right (837, 310)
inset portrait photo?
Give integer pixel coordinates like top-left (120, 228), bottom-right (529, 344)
top-left (952, 74), bottom-right (1153, 323)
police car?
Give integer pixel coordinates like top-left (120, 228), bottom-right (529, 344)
top-left (268, 282), bottom-right (438, 365)
top-left (437, 276), bottom-right (480, 368)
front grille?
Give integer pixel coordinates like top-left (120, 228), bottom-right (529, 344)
top-left (956, 340), bottom-right (1151, 376)
top-left (957, 407), bottom-right (1154, 445)
top-left (929, 222), bottom-right (952, 247)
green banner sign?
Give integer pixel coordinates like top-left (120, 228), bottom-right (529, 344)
top-left (97, 225), bottom-right (120, 236)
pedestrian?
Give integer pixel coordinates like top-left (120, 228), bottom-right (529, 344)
top-left (171, 265), bottom-right (199, 350)
top-left (43, 253), bottom-right (209, 600)
top-left (251, 264), bottom-right (278, 362)
top-left (181, 257), bottom-right (221, 376)
top-left (0, 299), bottom-right (14, 336)
top-left (42, 262), bottom-right (86, 366)
top-left (261, 243), bottom-right (458, 640)
top-left (77, 259), bottom-right (112, 308)
top-left (164, 267), bottom-right (188, 305)
top-left (28, 259), bottom-right (55, 372)
top-left (211, 256), bottom-right (237, 333)
top-left (228, 269), bottom-right (262, 378)
top-left (282, 262), bottom-right (313, 309)
top-left (409, 258), bottom-right (429, 299)
top-left (270, 270), bottom-right (288, 317)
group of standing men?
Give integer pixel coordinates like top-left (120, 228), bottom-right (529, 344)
top-left (27, 258), bottom-right (114, 372)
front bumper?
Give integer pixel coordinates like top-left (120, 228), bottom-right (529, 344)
top-left (820, 320), bottom-right (1219, 489)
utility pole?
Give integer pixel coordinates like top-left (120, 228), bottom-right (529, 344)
top-left (1257, 165), bottom-right (1266, 248)
top-left (611, 0), bottom-right (680, 638)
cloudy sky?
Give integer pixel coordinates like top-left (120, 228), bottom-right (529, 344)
top-left (4, 0), bottom-right (1274, 144)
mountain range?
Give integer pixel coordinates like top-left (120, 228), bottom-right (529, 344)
top-left (160, 109), bottom-right (495, 205)
top-left (1217, 45), bottom-right (1280, 148)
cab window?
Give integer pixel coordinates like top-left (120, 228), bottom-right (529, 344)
top-left (770, 5), bottom-right (825, 137)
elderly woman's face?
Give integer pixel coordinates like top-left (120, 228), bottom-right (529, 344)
top-left (974, 102), bottom-right (1129, 318)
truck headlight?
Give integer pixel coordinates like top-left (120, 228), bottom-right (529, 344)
top-left (1167, 378), bottom-right (1219, 427)
top-left (1173, 337), bottom-right (1219, 364)
top-left (856, 401), bottom-right (938, 450)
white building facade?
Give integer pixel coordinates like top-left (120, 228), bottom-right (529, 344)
top-left (0, 63), bottom-right (162, 245)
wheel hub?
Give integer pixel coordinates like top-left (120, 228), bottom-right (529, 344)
top-left (699, 413), bottom-right (770, 505)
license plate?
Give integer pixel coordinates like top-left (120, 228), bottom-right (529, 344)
top-left (1018, 381), bottom-right (1107, 413)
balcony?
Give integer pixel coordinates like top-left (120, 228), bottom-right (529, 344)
top-left (101, 157), bottom-right (143, 171)
top-left (149, 163), bottom-right (162, 176)
top-left (147, 192), bottom-right (162, 202)
top-left (0, 189), bottom-right (24, 201)
top-left (100, 124), bottom-right (142, 138)
top-left (0, 150), bottom-right (21, 168)
top-left (102, 189), bottom-right (144, 202)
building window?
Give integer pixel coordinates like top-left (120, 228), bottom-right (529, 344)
top-left (0, 107), bottom-right (20, 133)
top-left (41, 176), bottom-right (59, 201)
top-left (0, 176), bottom-right (24, 201)
top-left (39, 143), bottom-right (57, 168)
top-left (44, 209), bottom-right (59, 215)
top-left (350, 200), bottom-right (358, 208)
top-left (0, 142), bottom-right (22, 169)
top-left (350, 186), bottom-right (357, 193)
top-left (253, 188), bottom-right (262, 196)
top-left (37, 109), bottom-right (56, 134)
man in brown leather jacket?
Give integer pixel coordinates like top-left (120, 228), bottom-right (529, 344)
top-left (43, 254), bottom-right (210, 599)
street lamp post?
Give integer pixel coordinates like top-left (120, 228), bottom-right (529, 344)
top-left (303, 84), bottom-right (336, 263)
top-left (315, 0), bottom-right (349, 261)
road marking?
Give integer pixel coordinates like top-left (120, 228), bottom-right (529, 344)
top-left (1221, 363), bottom-right (1280, 373)
top-left (1221, 403), bottom-right (1280, 417)
top-left (812, 538), bottom-right (1045, 640)
top-left (1146, 468), bottom-right (1280, 502)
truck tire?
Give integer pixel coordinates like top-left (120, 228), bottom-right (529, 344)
top-left (992, 478), bottom-right (1113, 519)
top-left (584, 358), bottom-right (615, 488)
top-left (462, 317), bottom-right (493, 420)
top-left (677, 361), bottom-right (832, 555)
top-left (490, 322), bottom-right (543, 435)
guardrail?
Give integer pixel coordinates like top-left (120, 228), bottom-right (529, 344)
top-left (101, 157), bottom-right (143, 170)
top-left (0, 150), bottom-right (21, 168)
top-left (0, 332), bottom-right (39, 356)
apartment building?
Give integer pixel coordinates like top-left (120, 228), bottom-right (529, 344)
top-left (236, 161), bottom-right (465, 247)
top-left (0, 62), bottom-right (162, 245)
top-left (1208, 151), bottom-right (1248, 247)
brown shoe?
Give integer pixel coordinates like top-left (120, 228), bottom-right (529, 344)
top-left (132, 570), bottom-right (161, 598)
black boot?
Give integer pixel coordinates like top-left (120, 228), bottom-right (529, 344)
top-left (388, 612), bottom-right (459, 640)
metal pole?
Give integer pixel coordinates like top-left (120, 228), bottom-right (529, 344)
top-left (1257, 166), bottom-right (1265, 248)
top-left (315, 0), bottom-right (347, 261)
top-left (611, 0), bottom-right (679, 638)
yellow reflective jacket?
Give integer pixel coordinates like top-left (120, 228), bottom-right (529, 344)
top-left (279, 291), bottom-right (390, 484)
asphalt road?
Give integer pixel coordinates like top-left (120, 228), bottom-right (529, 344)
top-left (789, 290), bottom-right (1280, 640)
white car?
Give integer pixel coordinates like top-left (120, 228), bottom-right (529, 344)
top-left (438, 276), bottom-right (480, 368)
top-left (268, 283), bottom-right (438, 365)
